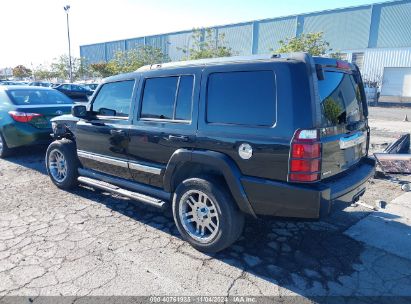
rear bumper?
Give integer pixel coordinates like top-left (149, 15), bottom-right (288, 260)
top-left (2, 123), bottom-right (52, 148)
top-left (242, 157), bottom-right (376, 219)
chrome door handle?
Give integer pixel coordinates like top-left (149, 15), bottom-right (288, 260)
top-left (168, 135), bottom-right (189, 142)
top-left (110, 130), bottom-right (126, 136)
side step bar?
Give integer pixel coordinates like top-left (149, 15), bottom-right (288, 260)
top-left (78, 176), bottom-right (167, 209)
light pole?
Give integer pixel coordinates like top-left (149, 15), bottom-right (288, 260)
top-left (64, 5), bottom-right (73, 82)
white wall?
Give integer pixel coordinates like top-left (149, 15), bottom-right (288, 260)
top-left (344, 47), bottom-right (411, 84)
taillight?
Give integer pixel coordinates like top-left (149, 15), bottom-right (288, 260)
top-left (9, 111), bottom-right (42, 123)
top-left (288, 129), bottom-right (321, 182)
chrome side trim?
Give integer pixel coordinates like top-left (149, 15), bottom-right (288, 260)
top-left (77, 150), bottom-right (128, 168)
top-left (77, 150), bottom-right (162, 175)
top-left (339, 132), bottom-right (366, 149)
top-left (129, 162), bottom-right (162, 175)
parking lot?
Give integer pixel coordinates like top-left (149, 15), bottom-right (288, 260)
top-left (1, 108), bottom-right (411, 300)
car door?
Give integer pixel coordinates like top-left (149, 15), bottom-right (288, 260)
top-left (58, 84), bottom-right (72, 98)
top-left (127, 68), bottom-right (200, 188)
top-left (72, 84), bottom-right (89, 101)
top-left (76, 78), bottom-right (137, 179)
top-left (70, 85), bottom-right (81, 100)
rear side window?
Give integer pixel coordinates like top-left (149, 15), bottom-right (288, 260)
top-left (141, 75), bottom-right (194, 121)
top-left (92, 80), bottom-right (134, 117)
top-left (318, 72), bottom-right (364, 126)
top-left (206, 71), bottom-right (276, 126)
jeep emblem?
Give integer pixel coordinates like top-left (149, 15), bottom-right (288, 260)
top-left (239, 143), bottom-right (253, 160)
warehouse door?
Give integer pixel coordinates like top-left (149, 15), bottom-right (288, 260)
top-left (381, 67), bottom-right (411, 97)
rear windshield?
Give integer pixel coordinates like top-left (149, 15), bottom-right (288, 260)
top-left (6, 89), bottom-right (73, 105)
top-left (318, 71), bottom-right (364, 126)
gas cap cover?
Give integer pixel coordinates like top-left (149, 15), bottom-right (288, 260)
top-left (239, 143), bottom-right (253, 160)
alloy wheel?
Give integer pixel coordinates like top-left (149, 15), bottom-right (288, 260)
top-left (48, 149), bottom-right (68, 183)
top-left (178, 190), bottom-right (220, 243)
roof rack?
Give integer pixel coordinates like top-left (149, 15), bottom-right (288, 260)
top-left (136, 53), bottom-right (305, 71)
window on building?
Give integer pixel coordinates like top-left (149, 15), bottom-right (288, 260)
top-left (140, 75), bottom-right (194, 121)
top-left (352, 52), bottom-right (364, 70)
top-left (92, 80), bottom-right (135, 117)
top-left (206, 71), bottom-right (276, 126)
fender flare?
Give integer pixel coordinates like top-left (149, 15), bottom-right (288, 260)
top-left (164, 149), bottom-right (257, 218)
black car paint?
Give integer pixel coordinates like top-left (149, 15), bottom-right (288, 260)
top-left (54, 84), bottom-right (93, 102)
top-left (66, 55), bottom-right (375, 219)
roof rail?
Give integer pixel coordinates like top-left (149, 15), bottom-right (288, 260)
top-left (135, 53), bottom-right (308, 71)
top-left (135, 52), bottom-right (313, 72)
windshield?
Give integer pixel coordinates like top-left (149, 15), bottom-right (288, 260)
top-left (318, 71), bottom-right (364, 127)
top-left (7, 89), bottom-right (73, 105)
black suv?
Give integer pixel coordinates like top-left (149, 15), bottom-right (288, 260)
top-left (45, 53), bottom-right (375, 252)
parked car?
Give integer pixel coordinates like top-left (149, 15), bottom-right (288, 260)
top-left (29, 81), bottom-right (53, 87)
top-left (45, 53), bottom-right (375, 252)
top-left (54, 83), bottom-right (93, 102)
top-left (0, 81), bottom-right (19, 86)
top-left (0, 86), bottom-right (74, 158)
top-left (82, 83), bottom-right (99, 91)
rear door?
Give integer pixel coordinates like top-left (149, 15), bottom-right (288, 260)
top-left (317, 67), bottom-right (369, 179)
top-left (127, 68), bottom-right (200, 188)
top-left (76, 79), bottom-right (136, 179)
top-left (58, 84), bottom-right (73, 99)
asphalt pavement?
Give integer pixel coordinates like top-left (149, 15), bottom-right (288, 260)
top-left (1, 145), bottom-right (411, 301)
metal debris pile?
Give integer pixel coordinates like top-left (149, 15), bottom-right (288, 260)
top-left (374, 134), bottom-right (411, 174)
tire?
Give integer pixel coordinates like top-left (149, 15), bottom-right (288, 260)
top-left (172, 177), bottom-right (245, 253)
top-left (0, 132), bottom-right (11, 158)
top-left (45, 139), bottom-right (79, 190)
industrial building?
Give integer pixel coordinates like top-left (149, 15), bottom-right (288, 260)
top-left (80, 0), bottom-right (411, 99)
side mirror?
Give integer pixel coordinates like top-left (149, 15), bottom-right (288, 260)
top-left (99, 108), bottom-right (116, 116)
top-left (71, 104), bottom-right (88, 119)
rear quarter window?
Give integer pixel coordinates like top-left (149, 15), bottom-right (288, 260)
top-left (206, 70), bottom-right (276, 127)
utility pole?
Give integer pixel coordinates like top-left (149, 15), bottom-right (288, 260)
top-left (64, 5), bottom-right (73, 82)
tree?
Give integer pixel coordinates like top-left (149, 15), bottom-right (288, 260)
top-left (50, 55), bottom-right (72, 80)
top-left (106, 45), bottom-right (169, 75)
top-left (33, 65), bottom-right (56, 81)
top-left (134, 45), bottom-right (169, 66)
top-left (50, 55), bottom-right (91, 81)
top-left (179, 28), bottom-right (233, 60)
top-left (90, 62), bottom-right (113, 78)
top-left (75, 57), bottom-right (91, 80)
top-left (13, 65), bottom-right (32, 79)
top-left (276, 32), bottom-right (331, 56)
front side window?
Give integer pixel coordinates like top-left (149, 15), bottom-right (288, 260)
top-left (207, 71), bottom-right (276, 126)
top-left (140, 75), bottom-right (194, 121)
top-left (92, 80), bottom-right (135, 117)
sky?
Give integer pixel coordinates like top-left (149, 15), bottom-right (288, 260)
top-left (0, 0), bottom-right (383, 68)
